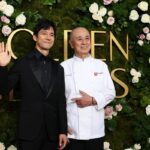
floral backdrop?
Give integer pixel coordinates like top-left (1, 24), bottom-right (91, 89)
top-left (0, 0), bottom-right (150, 150)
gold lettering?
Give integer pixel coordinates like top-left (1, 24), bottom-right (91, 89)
top-left (111, 68), bottom-right (129, 98)
top-left (110, 31), bottom-right (128, 61)
top-left (7, 28), bottom-right (33, 59)
top-left (91, 31), bottom-right (106, 61)
top-left (64, 30), bottom-right (72, 60)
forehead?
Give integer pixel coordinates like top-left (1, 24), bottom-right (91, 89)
top-left (39, 27), bottom-right (54, 33)
top-left (72, 28), bottom-right (90, 38)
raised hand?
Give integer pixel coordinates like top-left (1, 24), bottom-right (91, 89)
top-left (0, 42), bottom-right (11, 66)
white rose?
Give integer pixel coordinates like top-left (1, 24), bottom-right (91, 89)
top-left (0, 142), bottom-right (5, 150)
top-left (3, 4), bottom-right (14, 17)
top-left (112, 111), bottom-right (118, 116)
top-left (7, 145), bottom-right (17, 150)
top-left (98, 16), bottom-right (103, 23)
top-left (108, 10), bottom-right (113, 17)
top-left (148, 137), bottom-right (150, 143)
top-left (98, 6), bottom-right (107, 17)
top-left (137, 40), bottom-right (144, 46)
top-left (135, 71), bottom-right (141, 78)
top-left (15, 13), bottom-right (26, 26)
top-left (92, 13), bottom-right (100, 21)
top-left (113, 0), bottom-right (119, 3)
top-left (0, 0), bottom-right (7, 11)
top-left (130, 68), bottom-right (137, 76)
top-left (138, 1), bottom-right (148, 11)
top-left (107, 16), bottom-right (115, 25)
top-left (132, 76), bottom-right (139, 83)
top-left (146, 33), bottom-right (150, 40)
top-left (2, 25), bottom-right (12, 36)
top-left (129, 10), bottom-right (139, 21)
top-left (134, 144), bottom-right (141, 150)
top-left (146, 105), bottom-right (150, 116)
top-left (141, 14), bottom-right (150, 23)
top-left (103, 141), bottom-right (110, 150)
top-left (89, 2), bottom-right (99, 13)
top-left (143, 26), bottom-right (149, 33)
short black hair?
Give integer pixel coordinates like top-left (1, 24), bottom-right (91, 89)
top-left (33, 18), bottom-right (56, 36)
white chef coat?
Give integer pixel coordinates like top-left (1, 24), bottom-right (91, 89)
top-left (61, 55), bottom-right (116, 140)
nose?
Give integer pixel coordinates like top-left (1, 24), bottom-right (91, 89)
top-left (82, 39), bottom-right (86, 44)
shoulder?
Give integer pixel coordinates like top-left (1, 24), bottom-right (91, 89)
top-left (92, 58), bottom-right (108, 68)
top-left (60, 58), bottom-right (73, 68)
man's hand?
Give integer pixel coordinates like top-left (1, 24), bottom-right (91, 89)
top-left (73, 90), bottom-right (93, 108)
top-left (59, 134), bottom-right (68, 150)
top-left (0, 42), bottom-right (11, 66)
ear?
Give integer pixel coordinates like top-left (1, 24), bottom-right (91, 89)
top-left (69, 40), bottom-right (74, 48)
top-left (33, 35), bottom-right (37, 42)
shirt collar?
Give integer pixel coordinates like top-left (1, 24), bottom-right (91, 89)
top-left (34, 49), bottom-right (51, 62)
top-left (73, 54), bottom-right (92, 62)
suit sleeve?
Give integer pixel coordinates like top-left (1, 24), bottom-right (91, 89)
top-left (57, 66), bottom-right (67, 135)
top-left (0, 61), bottom-right (21, 94)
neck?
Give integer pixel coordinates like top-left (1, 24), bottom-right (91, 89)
top-left (36, 47), bottom-right (49, 56)
top-left (75, 53), bottom-right (89, 60)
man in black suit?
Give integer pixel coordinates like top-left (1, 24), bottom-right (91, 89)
top-left (0, 19), bottom-right (67, 150)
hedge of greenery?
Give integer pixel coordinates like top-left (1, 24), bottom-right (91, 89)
top-left (0, 0), bottom-right (150, 149)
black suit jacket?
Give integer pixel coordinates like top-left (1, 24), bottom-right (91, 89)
top-left (0, 50), bottom-right (67, 141)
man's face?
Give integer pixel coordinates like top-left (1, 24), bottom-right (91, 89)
top-left (33, 27), bottom-right (55, 51)
top-left (70, 28), bottom-right (91, 57)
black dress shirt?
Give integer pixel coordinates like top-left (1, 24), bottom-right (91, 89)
top-left (34, 50), bottom-right (51, 94)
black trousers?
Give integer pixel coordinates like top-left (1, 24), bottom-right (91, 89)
top-left (17, 123), bottom-right (58, 150)
top-left (65, 137), bottom-right (104, 150)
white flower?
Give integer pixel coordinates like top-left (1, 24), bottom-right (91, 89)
top-left (2, 25), bottom-right (12, 36)
top-left (137, 40), bottom-right (144, 46)
top-left (134, 144), bottom-right (141, 150)
top-left (103, 0), bottom-right (113, 5)
top-left (89, 2), bottom-right (99, 14)
top-left (115, 104), bottom-right (123, 112)
top-left (3, 4), bottom-right (14, 17)
top-left (148, 137), bottom-right (150, 144)
top-left (0, 142), bottom-right (5, 150)
top-left (98, 17), bottom-right (104, 23)
top-left (132, 76), bottom-right (139, 83)
top-left (146, 33), bottom-right (150, 40)
top-left (129, 10), bottom-right (139, 21)
top-left (98, 6), bottom-right (107, 17)
top-left (0, 0), bottom-right (7, 11)
top-left (107, 16), bottom-right (115, 25)
top-left (124, 148), bottom-right (133, 150)
top-left (112, 111), bottom-right (118, 116)
top-left (92, 13), bottom-right (100, 21)
top-left (143, 26), bottom-right (149, 33)
top-left (141, 14), bottom-right (150, 23)
top-left (130, 68), bottom-right (137, 76)
top-left (146, 105), bottom-right (150, 116)
top-left (113, 0), bottom-right (119, 3)
top-left (138, 1), bottom-right (148, 12)
top-left (7, 145), bottom-right (17, 150)
top-left (135, 71), bottom-right (141, 78)
top-left (103, 141), bottom-right (110, 150)
top-left (108, 10), bottom-right (113, 17)
top-left (15, 13), bottom-right (26, 26)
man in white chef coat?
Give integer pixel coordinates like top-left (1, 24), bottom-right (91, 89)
top-left (61, 27), bottom-right (116, 150)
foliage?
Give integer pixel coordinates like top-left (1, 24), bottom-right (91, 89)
top-left (0, 0), bottom-right (150, 149)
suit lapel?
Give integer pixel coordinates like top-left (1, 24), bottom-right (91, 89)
top-left (46, 61), bottom-right (58, 98)
top-left (27, 52), bottom-right (45, 93)
top-left (27, 51), bottom-right (58, 97)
